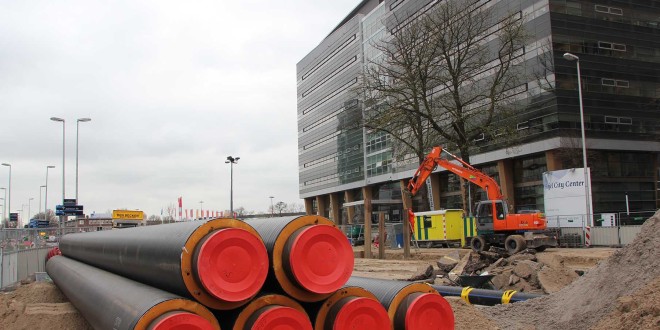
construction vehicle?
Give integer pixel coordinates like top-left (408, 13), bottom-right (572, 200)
top-left (407, 146), bottom-right (557, 254)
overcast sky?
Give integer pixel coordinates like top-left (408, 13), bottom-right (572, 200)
top-left (0, 0), bottom-right (359, 221)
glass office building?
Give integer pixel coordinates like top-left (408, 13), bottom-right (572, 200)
top-left (296, 0), bottom-right (660, 224)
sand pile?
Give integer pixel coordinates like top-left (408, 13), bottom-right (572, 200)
top-left (484, 210), bottom-right (660, 329)
top-left (0, 281), bottom-right (91, 330)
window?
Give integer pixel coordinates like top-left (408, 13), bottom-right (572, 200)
top-left (602, 78), bottom-right (616, 86)
top-left (598, 41), bottom-right (626, 52)
top-left (601, 79), bottom-right (629, 88)
top-left (619, 117), bottom-right (632, 125)
top-left (595, 5), bottom-right (623, 16)
top-left (605, 116), bottom-right (619, 124)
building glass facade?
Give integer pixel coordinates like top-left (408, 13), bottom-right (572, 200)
top-left (297, 0), bottom-right (659, 224)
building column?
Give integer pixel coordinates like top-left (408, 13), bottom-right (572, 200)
top-left (345, 190), bottom-right (355, 224)
top-left (329, 193), bottom-right (341, 225)
top-left (304, 197), bottom-right (314, 215)
top-left (497, 159), bottom-right (515, 211)
top-left (399, 180), bottom-right (411, 259)
top-left (430, 173), bottom-right (442, 210)
top-left (546, 150), bottom-right (562, 171)
top-left (362, 186), bottom-right (373, 259)
top-left (316, 195), bottom-right (327, 218)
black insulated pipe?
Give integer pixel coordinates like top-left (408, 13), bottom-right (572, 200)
top-left (58, 219), bottom-right (269, 310)
top-left (346, 277), bottom-right (454, 330)
top-left (46, 255), bottom-right (219, 330)
top-left (244, 215), bottom-right (354, 302)
top-left (431, 285), bottom-right (543, 306)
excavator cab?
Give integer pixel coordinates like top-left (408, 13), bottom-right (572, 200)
top-left (474, 200), bottom-right (508, 232)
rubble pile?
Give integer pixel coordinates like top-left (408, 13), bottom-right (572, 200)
top-left (485, 210), bottom-right (660, 329)
top-left (410, 248), bottom-right (578, 295)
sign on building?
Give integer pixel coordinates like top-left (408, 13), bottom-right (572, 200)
top-left (112, 210), bottom-right (145, 220)
top-left (543, 168), bottom-right (593, 228)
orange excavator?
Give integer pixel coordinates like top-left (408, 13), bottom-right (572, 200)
top-left (407, 146), bottom-right (557, 253)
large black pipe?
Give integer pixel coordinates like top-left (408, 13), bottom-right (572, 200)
top-left (59, 219), bottom-right (269, 310)
top-left (308, 286), bottom-right (391, 330)
top-left (216, 294), bottom-right (313, 330)
top-left (47, 255), bottom-right (219, 330)
top-left (346, 277), bottom-right (454, 330)
top-left (431, 285), bottom-right (542, 306)
top-left (244, 215), bottom-right (354, 302)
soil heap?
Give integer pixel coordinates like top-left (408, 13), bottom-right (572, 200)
top-left (484, 210), bottom-right (660, 329)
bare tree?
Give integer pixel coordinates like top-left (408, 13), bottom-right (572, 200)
top-left (274, 202), bottom-right (287, 216)
top-left (360, 0), bottom-right (529, 163)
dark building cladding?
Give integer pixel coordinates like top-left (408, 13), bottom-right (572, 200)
top-left (296, 0), bottom-right (660, 225)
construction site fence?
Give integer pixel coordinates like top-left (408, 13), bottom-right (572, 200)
top-left (338, 223), bottom-right (406, 249)
top-left (338, 220), bottom-right (645, 249)
top-left (0, 246), bottom-right (52, 289)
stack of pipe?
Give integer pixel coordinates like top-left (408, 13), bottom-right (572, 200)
top-left (47, 215), bottom-right (456, 329)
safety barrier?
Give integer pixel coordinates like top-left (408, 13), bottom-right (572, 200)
top-left (0, 246), bottom-right (51, 289)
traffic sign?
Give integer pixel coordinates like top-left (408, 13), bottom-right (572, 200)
top-left (55, 204), bottom-right (84, 216)
top-left (9, 212), bottom-right (18, 221)
top-left (63, 199), bottom-right (77, 206)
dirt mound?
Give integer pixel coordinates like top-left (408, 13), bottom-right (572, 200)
top-left (446, 297), bottom-right (500, 330)
top-left (592, 276), bottom-right (660, 329)
top-left (484, 210), bottom-right (660, 329)
top-left (0, 282), bottom-right (91, 330)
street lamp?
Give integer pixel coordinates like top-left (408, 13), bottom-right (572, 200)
top-left (563, 52), bottom-right (593, 227)
top-left (269, 196), bottom-right (274, 217)
top-left (39, 185), bottom-right (46, 217)
top-left (76, 118), bottom-right (91, 202)
top-left (28, 197), bottom-right (34, 221)
top-left (45, 165), bottom-right (55, 222)
top-left (0, 187), bottom-right (5, 222)
top-left (2, 163), bottom-right (10, 224)
top-left (225, 156), bottom-right (239, 218)
top-left (51, 117), bottom-right (65, 228)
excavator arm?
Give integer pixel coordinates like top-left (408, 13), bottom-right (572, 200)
top-left (407, 147), bottom-right (503, 200)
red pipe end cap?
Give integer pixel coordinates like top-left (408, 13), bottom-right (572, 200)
top-left (405, 293), bottom-right (454, 330)
top-left (195, 228), bottom-right (268, 302)
top-left (252, 306), bottom-right (312, 330)
top-left (334, 297), bottom-right (390, 330)
top-left (288, 225), bottom-right (354, 294)
top-left (150, 312), bottom-right (214, 330)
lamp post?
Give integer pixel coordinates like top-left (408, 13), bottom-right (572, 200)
top-left (76, 118), bottom-right (91, 202)
top-left (28, 197), bottom-right (34, 221)
top-left (269, 196), bottom-right (274, 217)
top-left (225, 156), bottom-right (239, 218)
top-left (45, 165), bottom-right (55, 222)
top-left (0, 187), bottom-right (5, 223)
top-left (51, 117), bottom-right (65, 228)
top-left (2, 163), bottom-right (11, 225)
top-left (39, 185), bottom-right (46, 217)
top-left (563, 52), bottom-right (592, 227)
top-left (199, 201), bottom-right (204, 220)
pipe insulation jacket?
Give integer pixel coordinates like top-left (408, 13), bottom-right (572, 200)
top-left (59, 219), bottom-right (269, 310)
top-left (216, 294), bottom-right (313, 330)
top-left (346, 277), bottom-right (454, 330)
top-left (431, 285), bottom-right (543, 306)
top-left (244, 215), bottom-right (354, 302)
top-left (46, 255), bottom-right (220, 330)
top-left (309, 286), bottom-right (391, 330)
